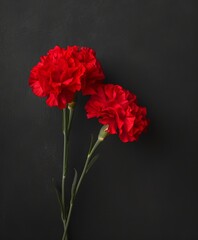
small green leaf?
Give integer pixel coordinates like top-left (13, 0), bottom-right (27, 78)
top-left (86, 154), bottom-right (99, 174)
top-left (52, 178), bottom-right (64, 216)
top-left (71, 169), bottom-right (78, 198)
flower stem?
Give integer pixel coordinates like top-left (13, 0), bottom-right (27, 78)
top-left (61, 105), bottom-right (75, 239)
top-left (61, 115), bottom-right (107, 239)
top-left (62, 108), bottom-right (68, 219)
top-left (62, 227), bottom-right (68, 240)
top-left (75, 139), bottom-right (102, 195)
top-left (63, 138), bottom-right (103, 234)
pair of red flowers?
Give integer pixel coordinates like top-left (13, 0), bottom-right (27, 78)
top-left (29, 45), bottom-right (149, 142)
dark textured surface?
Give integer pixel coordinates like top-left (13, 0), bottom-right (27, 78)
top-left (0, 0), bottom-right (198, 239)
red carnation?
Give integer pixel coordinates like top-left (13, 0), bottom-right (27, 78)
top-left (77, 47), bottom-right (105, 95)
top-left (29, 45), bottom-right (105, 109)
top-left (85, 84), bottom-right (149, 142)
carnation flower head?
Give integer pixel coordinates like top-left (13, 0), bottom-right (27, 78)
top-left (85, 84), bottom-right (149, 142)
top-left (29, 45), bottom-right (105, 109)
top-left (69, 47), bottom-right (105, 95)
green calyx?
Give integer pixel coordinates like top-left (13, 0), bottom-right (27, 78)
top-left (98, 125), bottom-right (109, 141)
top-left (68, 101), bottom-right (76, 110)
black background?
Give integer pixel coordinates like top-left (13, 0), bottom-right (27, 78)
top-left (0, 0), bottom-right (198, 239)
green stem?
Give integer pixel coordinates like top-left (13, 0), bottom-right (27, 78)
top-left (63, 139), bottom-right (102, 234)
top-left (64, 200), bottom-right (74, 236)
top-left (62, 227), bottom-right (68, 240)
top-left (67, 105), bottom-right (74, 134)
top-left (75, 139), bottom-right (101, 195)
top-left (62, 108), bottom-right (68, 219)
top-left (61, 106), bottom-right (75, 239)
